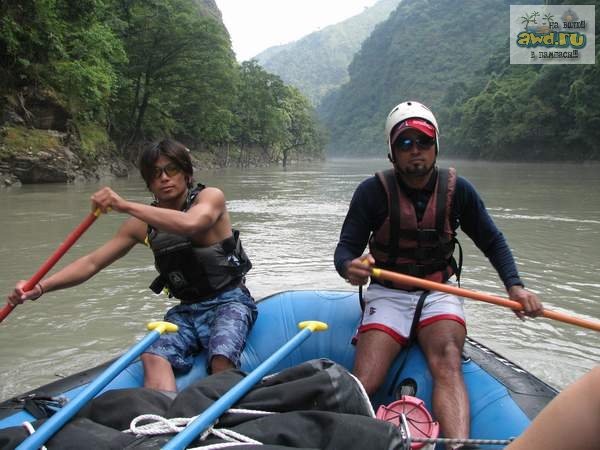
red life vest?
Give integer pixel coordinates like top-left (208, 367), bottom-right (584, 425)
top-left (368, 168), bottom-right (458, 290)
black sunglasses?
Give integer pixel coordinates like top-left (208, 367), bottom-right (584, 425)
top-left (394, 137), bottom-right (436, 152)
top-left (152, 163), bottom-right (181, 179)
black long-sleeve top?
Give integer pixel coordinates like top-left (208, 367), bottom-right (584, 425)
top-left (334, 170), bottom-right (524, 290)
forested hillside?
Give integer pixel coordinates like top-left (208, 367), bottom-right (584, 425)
top-left (320, 0), bottom-right (599, 160)
top-left (256, 0), bottom-right (401, 106)
top-left (0, 0), bottom-right (325, 184)
top-left (2, 0), bottom-right (597, 182)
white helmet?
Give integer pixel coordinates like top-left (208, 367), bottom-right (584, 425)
top-left (385, 100), bottom-right (440, 154)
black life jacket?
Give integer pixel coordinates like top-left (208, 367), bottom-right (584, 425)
top-left (147, 184), bottom-right (252, 303)
top-left (368, 168), bottom-right (459, 290)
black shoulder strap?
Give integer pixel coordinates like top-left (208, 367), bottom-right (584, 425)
top-left (184, 183), bottom-right (206, 211)
top-left (435, 168), bottom-right (449, 233)
top-left (147, 183), bottom-right (207, 238)
top-left (387, 290), bottom-right (430, 396)
top-left (378, 169), bottom-right (401, 258)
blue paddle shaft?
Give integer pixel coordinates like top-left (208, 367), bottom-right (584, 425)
top-left (16, 329), bottom-right (163, 450)
top-left (163, 326), bottom-right (314, 450)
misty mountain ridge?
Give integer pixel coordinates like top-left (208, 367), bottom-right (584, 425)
top-left (318, 0), bottom-right (599, 160)
top-left (255, 0), bottom-right (402, 106)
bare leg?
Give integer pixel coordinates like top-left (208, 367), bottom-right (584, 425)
top-left (507, 366), bottom-right (600, 450)
top-left (352, 329), bottom-right (402, 395)
top-left (210, 355), bottom-right (235, 374)
top-left (141, 352), bottom-right (177, 392)
top-left (418, 320), bottom-right (468, 449)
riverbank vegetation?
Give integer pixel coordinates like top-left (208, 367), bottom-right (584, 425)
top-left (318, 0), bottom-right (599, 160)
top-left (3, 0), bottom-right (597, 183)
top-left (0, 0), bottom-right (325, 179)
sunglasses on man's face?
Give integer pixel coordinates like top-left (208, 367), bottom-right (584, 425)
top-left (393, 136), bottom-right (436, 152)
top-left (151, 163), bottom-right (181, 179)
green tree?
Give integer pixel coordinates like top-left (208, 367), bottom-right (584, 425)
top-left (109, 0), bottom-right (237, 156)
top-left (0, 0), bottom-right (123, 120)
top-left (0, 0), bottom-right (62, 92)
top-left (52, 22), bottom-right (125, 119)
top-left (232, 61), bottom-right (284, 164)
top-left (232, 61), bottom-right (325, 166)
top-left (279, 87), bottom-right (325, 167)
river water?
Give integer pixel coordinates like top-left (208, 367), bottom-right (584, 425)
top-left (1, 158), bottom-right (599, 401)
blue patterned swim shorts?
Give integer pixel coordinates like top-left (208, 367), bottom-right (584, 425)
top-left (145, 286), bottom-right (257, 372)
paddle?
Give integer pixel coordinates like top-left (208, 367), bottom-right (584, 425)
top-left (16, 321), bottom-right (178, 450)
top-left (162, 320), bottom-right (329, 450)
top-left (371, 267), bottom-right (600, 332)
top-left (0, 208), bottom-right (102, 323)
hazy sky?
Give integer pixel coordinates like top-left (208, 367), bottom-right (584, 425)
top-left (215, 0), bottom-right (379, 61)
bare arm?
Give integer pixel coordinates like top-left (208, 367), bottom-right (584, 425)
top-left (507, 366), bottom-right (600, 450)
top-left (8, 217), bottom-right (143, 304)
top-left (91, 186), bottom-right (226, 238)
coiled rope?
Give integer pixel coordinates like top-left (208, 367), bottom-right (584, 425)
top-left (21, 421), bottom-right (48, 450)
top-left (125, 408), bottom-right (276, 449)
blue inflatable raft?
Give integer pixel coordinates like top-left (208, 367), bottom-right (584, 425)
top-left (0, 290), bottom-right (558, 448)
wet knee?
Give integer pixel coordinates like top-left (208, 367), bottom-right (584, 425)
top-left (141, 353), bottom-right (176, 391)
top-left (428, 346), bottom-right (463, 377)
top-left (142, 352), bottom-right (165, 367)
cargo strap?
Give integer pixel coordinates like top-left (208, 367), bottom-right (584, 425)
top-left (387, 290), bottom-right (430, 396)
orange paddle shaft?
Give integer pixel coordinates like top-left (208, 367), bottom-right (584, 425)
top-left (371, 267), bottom-right (600, 333)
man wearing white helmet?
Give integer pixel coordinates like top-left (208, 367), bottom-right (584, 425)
top-left (334, 101), bottom-right (543, 449)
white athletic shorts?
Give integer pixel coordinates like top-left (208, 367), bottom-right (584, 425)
top-left (356, 282), bottom-right (466, 345)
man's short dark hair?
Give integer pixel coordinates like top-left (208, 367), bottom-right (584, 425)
top-left (139, 139), bottom-right (194, 188)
